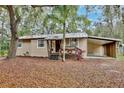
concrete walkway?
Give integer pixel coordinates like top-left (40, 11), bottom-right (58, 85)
top-left (86, 56), bottom-right (115, 59)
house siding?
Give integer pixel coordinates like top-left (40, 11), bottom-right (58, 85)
top-left (16, 39), bottom-right (31, 56)
top-left (30, 39), bottom-right (48, 57)
top-left (78, 38), bottom-right (87, 58)
top-left (16, 48), bottom-right (24, 56)
top-left (16, 39), bottom-right (48, 57)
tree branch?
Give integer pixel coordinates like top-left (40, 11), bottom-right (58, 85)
top-left (15, 16), bottom-right (21, 25)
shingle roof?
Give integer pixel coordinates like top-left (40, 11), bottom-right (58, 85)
top-left (19, 32), bottom-right (88, 40)
top-left (18, 33), bottom-right (121, 42)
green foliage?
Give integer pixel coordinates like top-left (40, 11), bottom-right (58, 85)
top-left (92, 5), bottom-right (124, 43)
top-left (82, 16), bottom-right (91, 26)
top-left (0, 40), bottom-right (8, 57)
top-left (0, 50), bottom-right (5, 56)
top-left (0, 50), bottom-right (8, 56)
top-left (45, 5), bottom-right (91, 34)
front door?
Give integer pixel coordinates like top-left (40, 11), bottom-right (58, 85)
top-left (55, 40), bottom-right (61, 52)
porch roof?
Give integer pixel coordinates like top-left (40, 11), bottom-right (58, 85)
top-left (45, 32), bottom-right (88, 40)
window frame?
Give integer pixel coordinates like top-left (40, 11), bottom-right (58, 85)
top-left (37, 39), bottom-right (45, 48)
top-left (70, 38), bottom-right (79, 47)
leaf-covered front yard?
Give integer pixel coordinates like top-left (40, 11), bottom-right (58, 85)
top-left (0, 57), bottom-right (124, 88)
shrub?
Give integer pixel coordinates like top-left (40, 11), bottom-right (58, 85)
top-left (0, 50), bottom-right (5, 56)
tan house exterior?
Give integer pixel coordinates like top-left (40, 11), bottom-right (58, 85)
top-left (16, 39), bottom-right (48, 57)
top-left (16, 33), bottom-right (120, 58)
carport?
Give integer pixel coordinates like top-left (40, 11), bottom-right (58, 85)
top-left (87, 36), bottom-right (120, 58)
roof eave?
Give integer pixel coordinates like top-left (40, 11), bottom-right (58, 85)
top-left (88, 36), bottom-right (121, 42)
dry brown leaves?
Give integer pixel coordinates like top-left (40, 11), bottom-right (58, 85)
top-left (0, 57), bottom-right (124, 88)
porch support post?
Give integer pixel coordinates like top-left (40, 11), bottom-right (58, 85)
top-left (47, 40), bottom-right (50, 57)
top-left (50, 40), bottom-right (52, 54)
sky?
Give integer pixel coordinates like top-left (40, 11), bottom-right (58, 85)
top-left (77, 6), bottom-right (103, 23)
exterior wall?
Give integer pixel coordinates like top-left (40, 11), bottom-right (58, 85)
top-left (87, 41), bottom-right (104, 56)
top-left (16, 39), bottom-right (31, 56)
top-left (16, 39), bottom-right (48, 57)
top-left (16, 47), bottom-right (24, 56)
top-left (30, 39), bottom-right (48, 57)
top-left (78, 38), bottom-right (87, 58)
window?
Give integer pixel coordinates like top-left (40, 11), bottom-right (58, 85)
top-left (18, 41), bottom-right (22, 48)
top-left (37, 39), bottom-right (44, 48)
top-left (70, 38), bottom-right (78, 47)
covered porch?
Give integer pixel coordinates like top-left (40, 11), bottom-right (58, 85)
top-left (46, 38), bottom-right (84, 60)
top-left (46, 38), bottom-right (78, 60)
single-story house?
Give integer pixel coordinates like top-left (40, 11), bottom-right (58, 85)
top-left (16, 32), bottom-right (121, 58)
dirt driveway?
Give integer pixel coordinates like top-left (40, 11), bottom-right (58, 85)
top-left (0, 57), bottom-right (124, 88)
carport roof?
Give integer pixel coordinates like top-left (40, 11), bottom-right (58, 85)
top-left (88, 36), bottom-right (121, 42)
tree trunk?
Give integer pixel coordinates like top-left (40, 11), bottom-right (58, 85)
top-left (7, 5), bottom-right (18, 58)
top-left (62, 22), bottom-right (66, 62)
top-left (109, 13), bottom-right (114, 37)
top-left (2, 22), bottom-right (4, 50)
top-left (0, 22), bottom-right (4, 51)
